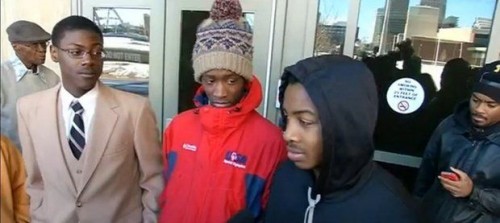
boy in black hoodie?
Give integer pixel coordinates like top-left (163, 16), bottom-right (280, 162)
top-left (265, 55), bottom-right (419, 223)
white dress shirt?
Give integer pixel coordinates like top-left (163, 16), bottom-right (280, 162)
top-left (59, 83), bottom-right (99, 141)
top-left (9, 56), bottom-right (46, 83)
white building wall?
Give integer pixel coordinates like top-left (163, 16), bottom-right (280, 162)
top-left (437, 27), bottom-right (474, 42)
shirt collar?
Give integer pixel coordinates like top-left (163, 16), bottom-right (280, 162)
top-left (10, 55), bottom-right (41, 82)
top-left (60, 82), bottom-right (100, 112)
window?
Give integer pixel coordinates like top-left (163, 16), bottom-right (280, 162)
top-left (314, 0), bottom-right (350, 56)
top-left (355, 0), bottom-right (497, 156)
top-left (355, 0), bottom-right (496, 190)
top-left (94, 7), bottom-right (151, 96)
top-left (356, 0), bottom-right (497, 80)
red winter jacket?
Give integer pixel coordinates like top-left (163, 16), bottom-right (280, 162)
top-left (159, 76), bottom-right (286, 223)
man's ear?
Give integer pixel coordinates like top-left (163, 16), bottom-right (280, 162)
top-left (50, 45), bottom-right (59, 63)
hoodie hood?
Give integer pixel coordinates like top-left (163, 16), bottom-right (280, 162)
top-left (279, 55), bottom-right (378, 195)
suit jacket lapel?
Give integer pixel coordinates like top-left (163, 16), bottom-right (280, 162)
top-left (79, 83), bottom-right (118, 195)
top-left (38, 84), bottom-right (78, 194)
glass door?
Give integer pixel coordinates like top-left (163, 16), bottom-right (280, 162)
top-left (162, 0), bottom-right (279, 125)
top-left (72, 0), bottom-right (165, 127)
top-left (75, 0), bottom-right (155, 97)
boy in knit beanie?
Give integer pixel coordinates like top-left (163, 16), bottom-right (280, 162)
top-left (159, 0), bottom-right (286, 222)
top-left (415, 60), bottom-right (500, 222)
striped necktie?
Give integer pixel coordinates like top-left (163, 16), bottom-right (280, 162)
top-left (69, 101), bottom-right (85, 159)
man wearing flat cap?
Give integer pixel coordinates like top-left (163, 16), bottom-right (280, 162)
top-left (1, 20), bottom-right (60, 151)
top-left (415, 61), bottom-right (500, 222)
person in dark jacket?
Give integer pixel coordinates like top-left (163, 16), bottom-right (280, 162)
top-left (414, 60), bottom-right (500, 223)
top-left (264, 55), bottom-right (419, 223)
top-left (415, 58), bottom-right (473, 152)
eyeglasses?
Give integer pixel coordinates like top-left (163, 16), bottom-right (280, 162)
top-left (56, 47), bottom-right (106, 59)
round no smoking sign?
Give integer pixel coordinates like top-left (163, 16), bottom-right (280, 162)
top-left (386, 78), bottom-right (424, 114)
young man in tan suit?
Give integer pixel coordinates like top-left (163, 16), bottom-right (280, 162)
top-left (17, 16), bottom-right (163, 222)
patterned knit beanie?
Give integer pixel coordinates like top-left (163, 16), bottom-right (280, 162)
top-left (192, 0), bottom-right (254, 83)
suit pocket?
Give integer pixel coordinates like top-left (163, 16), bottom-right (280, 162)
top-left (102, 140), bottom-right (132, 157)
top-left (102, 147), bottom-right (131, 158)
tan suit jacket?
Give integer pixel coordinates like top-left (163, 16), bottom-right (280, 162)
top-left (17, 83), bottom-right (163, 223)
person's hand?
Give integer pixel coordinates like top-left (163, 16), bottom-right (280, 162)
top-left (438, 167), bottom-right (474, 198)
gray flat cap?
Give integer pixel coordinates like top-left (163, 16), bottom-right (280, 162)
top-left (7, 20), bottom-right (51, 43)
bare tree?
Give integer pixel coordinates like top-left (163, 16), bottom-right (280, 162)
top-left (315, 24), bottom-right (334, 54)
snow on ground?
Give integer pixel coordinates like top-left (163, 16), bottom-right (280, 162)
top-left (104, 36), bottom-right (149, 52)
top-left (102, 61), bottom-right (149, 80)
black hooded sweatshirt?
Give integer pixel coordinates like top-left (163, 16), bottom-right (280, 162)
top-left (264, 55), bottom-right (420, 223)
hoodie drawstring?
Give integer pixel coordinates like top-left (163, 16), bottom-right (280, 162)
top-left (304, 187), bottom-right (321, 223)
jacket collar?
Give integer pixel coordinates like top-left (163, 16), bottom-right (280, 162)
top-left (193, 75), bottom-right (262, 134)
top-left (193, 75), bottom-right (262, 112)
top-left (9, 55), bottom-right (42, 82)
top-left (453, 101), bottom-right (500, 144)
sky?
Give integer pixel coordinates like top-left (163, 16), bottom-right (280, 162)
top-left (319, 0), bottom-right (497, 43)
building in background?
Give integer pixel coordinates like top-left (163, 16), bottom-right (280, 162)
top-left (377, 0), bottom-right (410, 54)
top-left (420, 0), bottom-right (447, 27)
top-left (473, 17), bottom-right (493, 47)
top-left (441, 16), bottom-right (458, 28)
top-left (438, 27), bottom-right (474, 42)
top-left (472, 17), bottom-right (492, 33)
top-left (404, 5), bottom-right (439, 39)
top-left (316, 21), bottom-right (359, 54)
top-left (410, 22), bottom-right (489, 66)
top-left (372, 7), bottom-right (386, 49)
